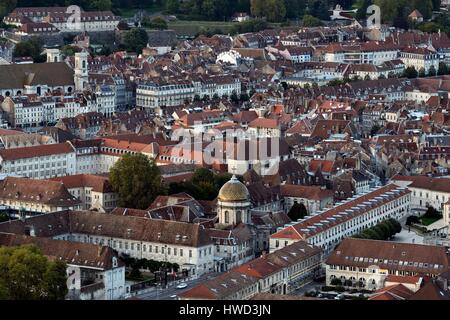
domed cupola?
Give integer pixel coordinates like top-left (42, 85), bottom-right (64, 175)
top-left (218, 175), bottom-right (250, 202)
top-left (216, 175), bottom-right (251, 227)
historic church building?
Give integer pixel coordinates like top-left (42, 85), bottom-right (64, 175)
top-left (210, 175), bottom-right (290, 272)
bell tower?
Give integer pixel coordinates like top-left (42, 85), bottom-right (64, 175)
top-left (74, 50), bottom-right (89, 91)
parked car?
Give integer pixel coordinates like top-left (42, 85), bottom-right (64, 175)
top-left (176, 283), bottom-right (188, 289)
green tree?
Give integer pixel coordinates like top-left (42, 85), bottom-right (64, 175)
top-left (386, 218), bottom-right (402, 234)
top-left (166, 0), bottom-right (180, 13)
top-left (230, 90), bottom-right (239, 104)
top-left (123, 28), bottom-right (149, 54)
top-left (370, 124), bottom-right (381, 136)
top-left (91, 0), bottom-right (112, 10)
top-left (330, 278), bottom-right (342, 286)
top-left (406, 215), bottom-right (420, 226)
top-left (428, 65), bottom-right (437, 77)
top-left (250, 0), bottom-right (265, 18)
top-left (109, 153), bottom-right (166, 209)
top-left (43, 260), bottom-right (68, 300)
top-left (61, 45), bottom-right (81, 57)
top-left (288, 202), bottom-right (308, 221)
top-left (13, 37), bottom-right (45, 62)
top-left (0, 0), bottom-right (17, 19)
top-left (0, 245), bottom-right (67, 300)
top-left (438, 62), bottom-right (449, 76)
top-left (240, 92), bottom-right (249, 101)
top-left (143, 16), bottom-right (168, 30)
top-left (265, 0), bottom-right (286, 22)
top-left (423, 206), bottom-right (442, 219)
top-left (307, 0), bottom-right (329, 21)
top-left (0, 212), bottom-right (9, 222)
top-left (418, 67), bottom-right (426, 77)
top-left (302, 14), bottom-right (323, 27)
top-left (192, 167), bottom-right (214, 185)
top-left (356, 0), bottom-right (371, 20)
top-left (403, 66), bottom-right (418, 78)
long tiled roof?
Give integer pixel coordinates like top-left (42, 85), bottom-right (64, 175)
top-left (271, 184), bottom-right (410, 240)
top-left (0, 142), bottom-right (74, 160)
top-left (179, 240), bottom-right (321, 299)
top-left (0, 232), bottom-right (121, 270)
top-left (326, 238), bottom-right (449, 276)
top-left (50, 174), bottom-right (114, 193)
top-left (392, 175), bottom-right (450, 193)
top-left (0, 62), bottom-right (74, 90)
top-left (0, 210), bottom-right (212, 248)
top-left (0, 176), bottom-right (80, 207)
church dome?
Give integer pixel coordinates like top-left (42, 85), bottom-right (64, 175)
top-left (218, 175), bottom-right (249, 202)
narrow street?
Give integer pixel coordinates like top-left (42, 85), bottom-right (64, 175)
top-left (131, 272), bottom-right (220, 300)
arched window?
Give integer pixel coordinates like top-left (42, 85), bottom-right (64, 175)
top-left (236, 210), bottom-right (241, 222)
top-left (82, 60), bottom-right (86, 69)
top-left (224, 210), bottom-right (229, 224)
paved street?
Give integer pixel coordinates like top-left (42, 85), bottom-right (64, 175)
top-left (291, 280), bottom-right (324, 296)
top-left (394, 227), bottom-right (424, 244)
top-left (132, 272), bottom-right (220, 300)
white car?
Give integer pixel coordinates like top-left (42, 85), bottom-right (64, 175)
top-left (176, 283), bottom-right (188, 289)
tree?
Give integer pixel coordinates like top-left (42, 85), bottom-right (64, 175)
top-left (109, 153), bottom-right (166, 209)
top-left (356, 0), bottom-right (371, 20)
top-left (250, 0), bottom-right (265, 18)
top-left (330, 278), bottom-right (342, 286)
top-left (13, 37), bottom-right (45, 63)
top-left (169, 169), bottom-right (231, 201)
top-left (0, 0), bottom-right (17, 20)
top-left (230, 90), bottom-right (239, 104)
top-left (61, 45), bottom-right (81, 57)
top-left (423, 206), bottom-right (442, 219)
top-left (0, 212), bottom-right (9, 222)
top-left (166, 0), bottom-right (180, 13)
top-left (0, 245), bottom-right (67, 300)
top-left (428, 65), bottom-right (437, 77)
top-left (403, 66), bottom-right (418, 79)
top-left (438, 62), bottom-right (449, 76)
top-left (344, 279), bottom-right (353, 287)
top-left (265, 0), bottom-right (286, 22)
top-left (143, 16), bottom-right (168, 30)
top-left (406, 215), bottom-right (420, 226)
top-left (288, 203), bottom-right (308, 221)
top-left (91, 0), bottom-right (112, 10)
top-left (239, 92), bottom-right (249, 102)
top-left (43, 260), bottom-right (68, 300)
top-left (302, 14), bottom-right (323, 27)
top-left (123, 28), bottom-right (149, 54)
top-left (418, 67), bottom-right (426, 78)
top-left (192, 168), bottom-right (214, 185)
top-left (307, 0), bottom-right (329, 21)
top-left (386, 218), bottom-right (402, 234)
